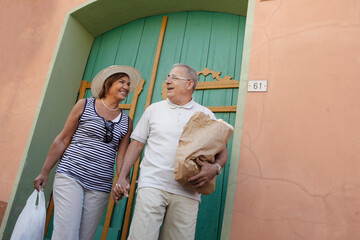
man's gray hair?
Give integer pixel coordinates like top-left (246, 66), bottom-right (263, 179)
top-left (173, 63), bottom-right (198, 91)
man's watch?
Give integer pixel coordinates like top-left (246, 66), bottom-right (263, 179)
top-left (214, 162), bottom-right (222, 175)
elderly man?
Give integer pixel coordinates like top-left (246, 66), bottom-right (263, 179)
top-left (114, 63), bottom-right (228, 240)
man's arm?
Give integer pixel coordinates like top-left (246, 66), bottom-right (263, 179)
top-left (187, 148), bottom-right (228, 189)
top-left (113, 139), bottom-right (144, 203)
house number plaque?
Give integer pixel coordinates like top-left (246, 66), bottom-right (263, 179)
top-left (248, 80), bottom-right (268, 92)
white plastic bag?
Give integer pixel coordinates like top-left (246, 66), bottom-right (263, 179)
top-left (10, 189), bottom-right (46, 240)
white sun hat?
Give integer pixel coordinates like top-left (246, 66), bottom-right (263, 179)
top-left (91, 65), bottom-right (141, 98)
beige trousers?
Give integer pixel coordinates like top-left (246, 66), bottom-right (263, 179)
top-left (128, 187), bottom-right (199, 240)
top-left (52, 173), bottom-right (110, 240)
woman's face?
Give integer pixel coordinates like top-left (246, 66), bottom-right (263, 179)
top-left (106, 76), bottom-right (130, 101)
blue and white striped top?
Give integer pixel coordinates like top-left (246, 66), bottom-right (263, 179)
top-left (56, 98), bottom-right (129, 193)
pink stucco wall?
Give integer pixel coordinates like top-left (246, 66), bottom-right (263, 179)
top-left (0, 0), bottom-right (88, 226)
top-left (231, 0), bottom-right (360, 239)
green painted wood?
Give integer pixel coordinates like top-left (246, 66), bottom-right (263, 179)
top-left (114, 18), bottom-right (146, 106)
top-left (131, 14), bottom-right (164, 120)
top-left (94, 225), bottom-right (120, 239)
top-left (181, 11), bottom-right (218, 239)
top-left (103, 19), bottom-right (148, 234)
top-left (197, 13), bottom-right (246, 240)
top-left (83, 36), bottom-right (102, 82)
top-left (181, 11), bottom-right (213, 105)
top-left (45, 213), bottom-right (54, 239)
top-left (219, 16), bottom-right (246, 236)
top-left (231, 17), bottom-right (246, 107)
top-left (82, 26), bottom-right (125, 99)
top-left (152, 12), bottom-right (188, 104)
top-left (99, 14), bottom-right (164, 239)
top-left (118, 16), bottom-right (165, 235)
top-left (217, 113), bottom-right (235, 237)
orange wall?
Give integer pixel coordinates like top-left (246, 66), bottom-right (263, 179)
top-left (231, 0), bottom-right (360, 239)
top-left (0, 0), bottom-right (88, 226)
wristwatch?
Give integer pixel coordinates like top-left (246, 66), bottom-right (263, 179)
top-left (214, 162), bottom-right (222, 175)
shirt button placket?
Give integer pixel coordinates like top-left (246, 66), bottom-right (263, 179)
top-left (178, 108), bottom-right (182, 125)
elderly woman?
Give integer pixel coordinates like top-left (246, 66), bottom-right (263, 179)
top-left (33, 65), bottom-right (141, 240)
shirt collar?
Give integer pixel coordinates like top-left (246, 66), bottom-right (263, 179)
top-left (166, 98), bottom-right (194, 109)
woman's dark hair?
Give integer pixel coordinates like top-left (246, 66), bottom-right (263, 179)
top-left (98, 72), bottom-right (129, 99)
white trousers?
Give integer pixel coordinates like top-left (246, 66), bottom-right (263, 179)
top-left (52, 173), bottom-right (110, 240)
top-left (128, 187), bottom-right (199, 240)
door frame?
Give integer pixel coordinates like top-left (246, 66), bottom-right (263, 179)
top-left (1, 0), bottom-right (255, 239)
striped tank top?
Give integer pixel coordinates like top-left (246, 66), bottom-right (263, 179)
top-left (56, 98), bottom-right (129, 192)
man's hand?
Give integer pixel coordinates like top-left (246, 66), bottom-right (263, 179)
top-left (187, 158), bottom-right (218, 189)
top-left (112, 176), bottom-right (130, 204)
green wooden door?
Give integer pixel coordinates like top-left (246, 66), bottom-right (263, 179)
top-left (60, 11), bottom-right (245, 240)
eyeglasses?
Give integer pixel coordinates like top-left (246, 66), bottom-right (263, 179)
top-left (104, 120), bottom-right (114, 143)
top-left (165, 74), bottom-right (191, 82)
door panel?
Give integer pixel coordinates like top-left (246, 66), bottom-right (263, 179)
top-left (81, 17), bottom-right (165, 238)
top-left (193, 13), bottom-right (243, 239)
top-left (80, 11), bottom-right (245, 240)
top-left (152, 12), bottom-right (188, 103)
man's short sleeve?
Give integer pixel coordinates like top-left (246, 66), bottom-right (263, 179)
top-left (202, 107), bottom-right (216, 120)
top-left (208, 111), bottom-right (216, 120)
top-left (130, 106), bottom-right (151, 144)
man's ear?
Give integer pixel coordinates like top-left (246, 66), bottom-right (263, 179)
top-left (187, 79), bottom-right (195, 91)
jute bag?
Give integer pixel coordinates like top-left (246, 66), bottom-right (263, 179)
top-left (174, 111), bottom-right (234, 195)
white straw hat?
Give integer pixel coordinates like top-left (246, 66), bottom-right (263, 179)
top-left (91, 65), bottom-right (141, 98)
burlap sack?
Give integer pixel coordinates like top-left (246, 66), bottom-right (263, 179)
top-left (174, 111), bottom-right (234, 195)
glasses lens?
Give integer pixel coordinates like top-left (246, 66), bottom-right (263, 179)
top-left (104, 121), bottom-right (114, 143)
top-left (105, 121), bottom-right (113, 130)
top-left (165, 74), bottom-right (190, 82)
top-left (104, 132), bottom-right (113, 143)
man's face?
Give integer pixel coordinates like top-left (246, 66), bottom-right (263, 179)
top-left (165, 66), bottom-right (193, 105)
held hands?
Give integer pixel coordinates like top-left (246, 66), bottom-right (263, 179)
top-left (187, 158), bottom-right (218, 189)
top-left (112, 176), bottom-right (130, 204)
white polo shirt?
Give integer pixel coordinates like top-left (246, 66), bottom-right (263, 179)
top-left (131, 99), bottom-right (216, 201)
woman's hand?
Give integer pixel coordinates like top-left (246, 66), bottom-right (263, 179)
top-left (33, 172), bottom-right (49, 191)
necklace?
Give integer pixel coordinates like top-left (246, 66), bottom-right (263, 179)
top-left (101, 99), bottom-right (119, 112)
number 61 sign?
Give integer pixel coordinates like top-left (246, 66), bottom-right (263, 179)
top-left (248, 80), bottom-right (268, 92)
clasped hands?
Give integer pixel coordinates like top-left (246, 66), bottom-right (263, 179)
top-left (112, 158), bottom-right (218, 204)
top-left (112, 176), bottom-right (130, 204)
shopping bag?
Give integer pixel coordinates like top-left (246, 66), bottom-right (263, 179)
top-left (10, 189), bottom-right (46, 240)
top-left (174, 111), bottom-right (234, 195)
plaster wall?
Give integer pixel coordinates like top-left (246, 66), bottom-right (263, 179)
top-left (231, 0), bottom-right (360, 239)
top-left (0, 0), bottom-right (88, 226)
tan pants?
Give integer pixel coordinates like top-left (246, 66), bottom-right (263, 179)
top-left (128, 187), bottom-right (199, 240)
top-left (52, 173), bottom-right (110, 240)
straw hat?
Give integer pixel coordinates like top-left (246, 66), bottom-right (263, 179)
top-left (91, 65), bottom-right (141, 98)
